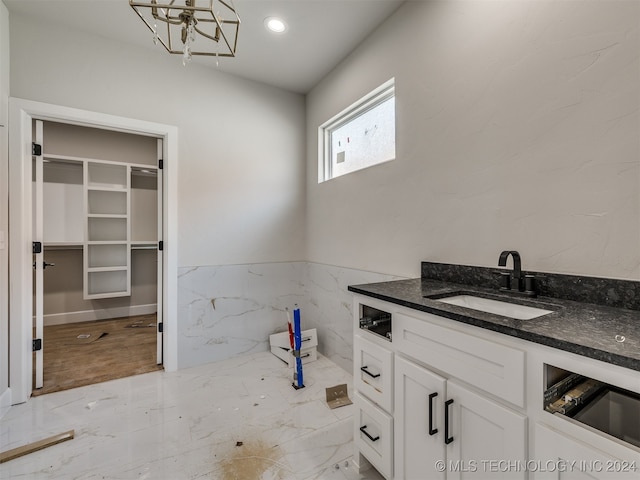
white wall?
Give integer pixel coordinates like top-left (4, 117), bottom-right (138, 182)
top-left (9, 11), bottom-right (306, 269)
top-left (306, 0), bottom-right (640, 280)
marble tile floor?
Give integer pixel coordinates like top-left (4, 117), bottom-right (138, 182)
top-left (0, 352), bottom-right (384, 480)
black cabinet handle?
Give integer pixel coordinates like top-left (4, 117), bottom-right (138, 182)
top-left (445, 399), bottom-right (454, 445)
top-left (359, 425), bottom-right (380, 442)
top-left (428, 392), bottom-right (438, 435)
top-left (360, 366), bottom-right (381, 378)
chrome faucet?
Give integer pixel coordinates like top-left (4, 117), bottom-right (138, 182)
top-left (498, 250), bottom-right (523, 292)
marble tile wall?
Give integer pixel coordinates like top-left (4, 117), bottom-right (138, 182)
top-left (178, 262), bottom-right (307, 369)
top-left (301, 263), bottom-right (403, 373)
top-left (178, 262), bottom-right (403, 372)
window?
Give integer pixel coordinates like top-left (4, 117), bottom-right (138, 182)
top-left (319, 79), bottom-right (396, 182)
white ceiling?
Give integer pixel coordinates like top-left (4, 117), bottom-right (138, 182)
top-left (4, 0), bottom-right (404, 94)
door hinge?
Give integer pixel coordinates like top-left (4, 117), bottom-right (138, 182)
top-left (33, 339), bottom-right (42, 352)
top-left (33, 241), bottom-right (42, 254)
top-left (159, 241), bottom-right (163, 251)
top-left (158, 159), bottom-right (163, 170)
top-left (32, 143), bottom-right (42, 156)
top-left (158, 322), bottom-right (163, 333)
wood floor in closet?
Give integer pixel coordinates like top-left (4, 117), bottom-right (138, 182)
top-left (32, 314), bottom-right (163, 396)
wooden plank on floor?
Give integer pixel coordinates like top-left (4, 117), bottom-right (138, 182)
top-left (0, 430), bottom-right (74, 464)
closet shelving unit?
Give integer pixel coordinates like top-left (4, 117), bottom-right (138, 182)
top-left (84, 159), bottom-right (130, 299)
top-left (42, 153), bottom-right (158, 300)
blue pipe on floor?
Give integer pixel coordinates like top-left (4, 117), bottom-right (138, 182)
top-left (293, 306), bottom-right (304, 388)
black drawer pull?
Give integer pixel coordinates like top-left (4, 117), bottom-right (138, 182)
top-left (359, 425), bottom-right (380, 442)
top-left (360, 366), bottom-right (381, 378)
top-left (428, 392), bottom-right (438, 436)
top-left (302, 337), bottom-right (312, 342)
top-left (445, 399), bottom-right (454, 445)
top-left (300, 353), bottom-right (310, 359)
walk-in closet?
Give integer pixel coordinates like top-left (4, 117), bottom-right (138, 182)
top-left (32, 120), bottom-right (163, 395)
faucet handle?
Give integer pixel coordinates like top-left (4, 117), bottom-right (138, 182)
top-left (524, 274), bottom-right (537, 297)
top-left (499, 272), bottom-right (511, 291)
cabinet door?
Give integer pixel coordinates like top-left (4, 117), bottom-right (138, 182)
top-left (395, 356), bottom-right (446, 480)
top-left (535, 424), bottom-right (640, 480)
top-left (446, 381), bottom-right (527, 479)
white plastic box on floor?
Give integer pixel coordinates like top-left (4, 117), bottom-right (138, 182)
top-left (269, 328), bottom-right (318, 368)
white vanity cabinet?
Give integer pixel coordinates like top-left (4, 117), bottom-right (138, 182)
top-left (393, 312), bottom-right (527, 480)
top-left (353, 295), bottom-right (527, 479)
top-left (353, 292), bottom-right (640, 480)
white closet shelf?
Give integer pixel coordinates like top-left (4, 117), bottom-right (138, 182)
top-left (42, 155), bottom-right (83, 166)
top-left (86, 291), bottom-right (130, 300)
top-left (88, 266), bottom-right (128, 273)
top-left (87, 185), bottom-right (128, 192)
top-left (88, 213), bottom-right (127, 219)
top-left (87, 241), bottom-right (129, 245)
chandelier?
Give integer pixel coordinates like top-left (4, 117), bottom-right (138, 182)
top-left (129, 1), bottom-right (240, 65)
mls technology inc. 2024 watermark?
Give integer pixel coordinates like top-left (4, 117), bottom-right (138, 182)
top-left (434, 459), bottom-right (638, 474)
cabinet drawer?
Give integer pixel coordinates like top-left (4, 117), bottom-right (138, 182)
top-left (354, 335), bottom-right (393, 412)
top-left (354, 393), bottom-right (393, 480)
top-left (394, 312), bottom-right (525, 408)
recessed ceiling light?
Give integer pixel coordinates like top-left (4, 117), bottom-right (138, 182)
top-left (264, 17), bottom-right (288, 34)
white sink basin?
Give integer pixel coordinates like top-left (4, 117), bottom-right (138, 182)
top-left (435, 294), bottom-right (553, 320)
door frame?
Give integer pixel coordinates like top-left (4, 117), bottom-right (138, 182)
top-left (9, 97), bottom-right (179, 404)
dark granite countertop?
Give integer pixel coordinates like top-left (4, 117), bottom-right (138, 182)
top-left (348, 276), bottom-right (640, 372)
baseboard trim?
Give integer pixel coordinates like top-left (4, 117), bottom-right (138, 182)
top-left (41, 304), bottom-right (157, 326)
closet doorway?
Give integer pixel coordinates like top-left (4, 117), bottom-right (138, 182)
top-left (32, 120), bottom-right (163, 395)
